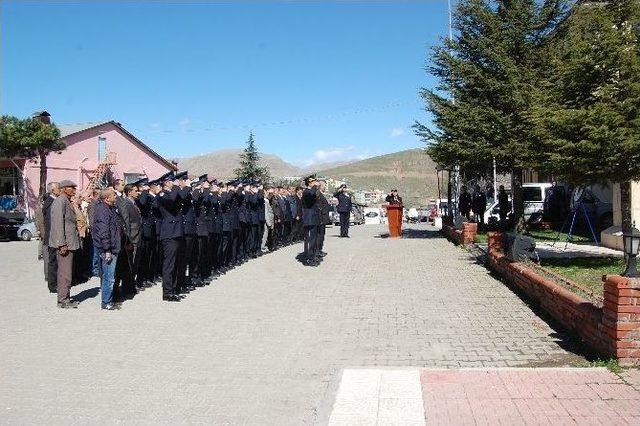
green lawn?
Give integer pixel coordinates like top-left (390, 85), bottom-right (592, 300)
top-left (539, 257), bottom-right (625, 296)
top-left (525, 229), bottom-right (592, 244)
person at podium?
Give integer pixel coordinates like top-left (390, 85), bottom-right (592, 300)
top-left (385, 189), bottom-right (403, 205)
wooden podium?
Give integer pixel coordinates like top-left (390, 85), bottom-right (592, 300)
top-left (384, 203), bottom-right (403, 238)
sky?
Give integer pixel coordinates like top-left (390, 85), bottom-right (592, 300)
top-left (1, 1), bottom-right (448, 167)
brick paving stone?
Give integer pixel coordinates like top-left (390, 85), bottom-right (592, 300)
top-left (0, 224), bottom-right (597, 424)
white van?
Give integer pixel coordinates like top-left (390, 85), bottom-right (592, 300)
top-left (482, 183), bottom-right (551, 223)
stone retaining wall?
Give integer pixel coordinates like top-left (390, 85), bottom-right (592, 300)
top-left (487, 232), bottom-right (640, 367)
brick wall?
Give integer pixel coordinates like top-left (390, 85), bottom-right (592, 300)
top-left (487, 232), bottom-right (640, 367)
top-left (442, 222), bottom-right (477, 246)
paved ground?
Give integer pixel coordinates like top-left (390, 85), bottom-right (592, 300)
top-left (329, 368), bottom-right (640, 425)
top-left (0, 223), bottom-right (603, 424)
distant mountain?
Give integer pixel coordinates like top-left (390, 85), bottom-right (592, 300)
top-left (316, 148), bottom-right (440, 207)
top-left (178, 149), bottom-right (302, 179)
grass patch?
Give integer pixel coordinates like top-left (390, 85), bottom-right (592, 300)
top-left (573, 358), bottom-right (622, 373)
top-left (539, 257), bottom-right (625, 296)
top-left (525, 229), bottom-right (592, 244)
top-left (474, 233), bottom-right (488, 244)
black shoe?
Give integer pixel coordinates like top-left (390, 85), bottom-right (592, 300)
top-left (319, 251), bottom-right (328, 257)
top-left (57, 300), bottom-right (79, 309)
top-left (101, 303), bottom-right (119, 310)
top-left (162, 295), bottom-right (181, 302)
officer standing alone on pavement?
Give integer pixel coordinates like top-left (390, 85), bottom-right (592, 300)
top-left (301, 175), bottom-right (320, 266)
top-left (333, 184), bottom-right (352, 238)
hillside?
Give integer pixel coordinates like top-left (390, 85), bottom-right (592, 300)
top-left (317, 149), bottom-right (440, 207)
top-left (178, 149), bottom-right (301, 180)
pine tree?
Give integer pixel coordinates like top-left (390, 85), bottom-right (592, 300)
top-left (414, 0), bottom-right (567, 222)
top-left (0, 114), bottom-right (64, 197)
top-left (234, 132), bottom-right (271, 182)
top-left (531, 0), bottom-right (640, 231)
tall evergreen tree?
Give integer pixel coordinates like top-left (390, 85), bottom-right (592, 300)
top-left (531, 0), bottom-right (640, 231)
top-left (0, 114), bottom-right (64, 197)
top-left (414, 0), bottom-right (567, 222)
top-left (234, 132), bottom-right (271, 182)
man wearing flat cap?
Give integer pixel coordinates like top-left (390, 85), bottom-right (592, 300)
top-left (48, 180), bottom-right (81, 308)
top-left (334, 183), bottom-right (352, 238)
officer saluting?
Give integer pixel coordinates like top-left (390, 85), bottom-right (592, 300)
top-left (192, 174), bottom-right (211, 285)
top-left (334, 184), bottom-right (352, 238)
top-left (301, 175), bottom-right (321, 266)
top-left (157, 171), bottom-right (184, 302)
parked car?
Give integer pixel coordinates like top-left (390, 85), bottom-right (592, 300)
top-left (0, 216), bottom-right (21, 241)
top-left (407, 208), bottom-right (419, 223)
top-left (17, 220), bottom-right (38, 241)
top-left (363, 207), bottom-right (383, 225)
top-left (328, 205), bottom-right (339, 226)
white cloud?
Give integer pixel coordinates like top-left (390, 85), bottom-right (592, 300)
top-left (179, 118), bottom-right (190, 127)
top-left (295, 145), bottom-right (373, 168)
top-left (390, 127), bottom-right (405, 138)
top-left (150, 122), bottom-right (161, 128)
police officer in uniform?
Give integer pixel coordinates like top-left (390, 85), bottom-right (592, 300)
top-left (209, 180), bottom-right (224, 276)
top-left (334, 184), bottom-right (352, 237)
top-left (301, 175), bottom-right (320, 266)
top-left (192, 174), bottom-right (211, 285)
top-left (157, 171), bottom-right (183, 302)
top-left (175, 171), bottom-right (196, 294)
top-left (220, 181), bottom-right (235, 269)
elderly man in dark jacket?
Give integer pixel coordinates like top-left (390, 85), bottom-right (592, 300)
top-left (93, 188), bottom-right (122, 310)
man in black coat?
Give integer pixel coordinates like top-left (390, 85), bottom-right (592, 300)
top-left (135, 179), bottom-right (158, 288)
top-left (458, 185), bottom-right (472, 219)
top-left (471, 185), bottom-right (487, 228)
top-left (42, 182), bottom-right (61, 292)
top-left (301, 175), bottom-right (320, 266)
top-left (333, 184), bottom-right (352, 238)
top-left (157, 171), bottom-right (183, 302)
top-left (120, 183), bottom-right (142, 295)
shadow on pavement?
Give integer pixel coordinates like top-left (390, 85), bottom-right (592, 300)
top-left (375, 228), bottom-right (444, 239)
top-left (72, 286), bottom-right (100, 303)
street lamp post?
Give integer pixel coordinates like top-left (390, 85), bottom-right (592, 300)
top-left (622, 223), bottom-right (640, 278)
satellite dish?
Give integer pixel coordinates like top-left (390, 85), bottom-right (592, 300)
top-left (571, 186), bottom-right (585, 210)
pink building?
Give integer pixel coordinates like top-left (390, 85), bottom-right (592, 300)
top-left (0, 115), bottom-right (176, 218)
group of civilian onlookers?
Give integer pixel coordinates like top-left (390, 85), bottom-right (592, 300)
top-left (38, 179), bottom-right (143, 309)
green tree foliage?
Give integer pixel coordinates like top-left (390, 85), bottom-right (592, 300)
top-left (234, 132), bottom-right (271, 182)
top-left (531, 0), bottom-right (640, 229)
top-left (414, 0), bottom-right (567, 220)
top-left (0, 115), bottom-right (64, 197)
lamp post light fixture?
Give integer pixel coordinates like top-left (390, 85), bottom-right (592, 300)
top-left (622, 223), bottom-right (640, 278)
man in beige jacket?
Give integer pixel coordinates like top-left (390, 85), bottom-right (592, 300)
top-left (49, 180), bottom-right (81, 308)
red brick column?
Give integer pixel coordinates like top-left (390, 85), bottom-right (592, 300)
top-left (603, 275), bottom-right (640, 367)
top-left (487, 232), bottom-right (504, 257)
top-left (461, 222), bottom-right (478, 245)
